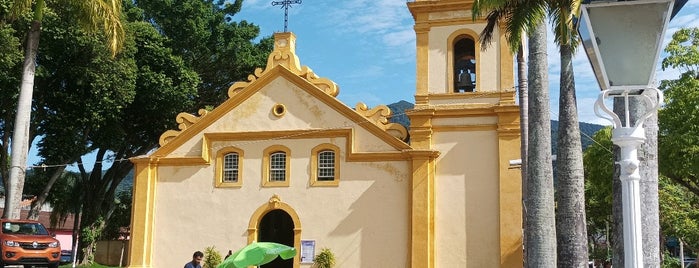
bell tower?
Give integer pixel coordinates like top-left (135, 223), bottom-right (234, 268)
top-left (406, 1), bottom-right (523, 268)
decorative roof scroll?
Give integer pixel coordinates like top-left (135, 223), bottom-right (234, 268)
top-left (228, 32), bottom-right (339, 97)
top-left (355, 103), bottom-right (409, 141)
top-left (159, 109), bottom-right (209, 146)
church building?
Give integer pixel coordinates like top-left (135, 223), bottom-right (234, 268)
top-left (127, 0), bottom-right (522, 267)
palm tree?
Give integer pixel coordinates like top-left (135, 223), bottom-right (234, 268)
top-left (475, 0), bottom-right (589, 266)
top-left (473, 1), bottom-right (557, 267)
top-left (548, 1), bottom-right (589, 267)
top-left (4, 0), bottom-right (123, 219)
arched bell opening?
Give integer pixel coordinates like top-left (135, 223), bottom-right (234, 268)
top-left (453, 36), bottom-right (477, 93)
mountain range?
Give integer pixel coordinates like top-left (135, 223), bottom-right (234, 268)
top-left (387, 100), bottom-right (606, 153)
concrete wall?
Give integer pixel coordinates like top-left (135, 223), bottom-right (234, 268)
top-left (96, 240), bottom-right (129, 267)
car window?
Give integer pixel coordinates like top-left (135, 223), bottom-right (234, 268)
top-left (2, 223), bottom-right (20, 233)
top-left (2, 222), bottom-right (49, 235)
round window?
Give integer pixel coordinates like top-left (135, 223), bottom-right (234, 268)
top-left (273, 104), bottom-right (286, 117)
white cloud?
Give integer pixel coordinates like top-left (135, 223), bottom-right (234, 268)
top-left (382, 29), bottom-right (414, 47)
top-left (323, 0), bottom-right (413, 36)
top-left (241, 0), bottom-right (269, 10)
top-left (576, 96), bottom-right (598, 123)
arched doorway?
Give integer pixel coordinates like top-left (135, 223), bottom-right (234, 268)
top-left (258, 209), bottom-right (294, 268)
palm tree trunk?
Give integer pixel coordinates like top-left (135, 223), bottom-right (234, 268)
top-left (518, 44), bottom-right (528, 195)
top-left (555, 43), bottom-right (589, 267)
top-left (611, 98), bottom-right (660, 267)
top-left (640, 110), bottom-right (660, 267)
top-left (4, 19), bottom-right (41, 219)
top-left (72, 209), bottom-right (82, 265)
top-left (525, 21), bottom-right (556, 268)
top-left (517, 43), bottom-right (529, 263)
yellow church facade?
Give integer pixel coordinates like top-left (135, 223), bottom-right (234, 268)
top-left (127, 1), bottom-right (522, 267)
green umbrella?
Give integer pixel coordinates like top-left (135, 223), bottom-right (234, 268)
top-left (217, 242), bottom-right (297, 268)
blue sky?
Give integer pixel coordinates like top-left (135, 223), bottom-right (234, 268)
top-left (235, 0), bottom-right (699, 125)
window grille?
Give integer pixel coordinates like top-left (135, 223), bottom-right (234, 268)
top-left (270, 152), bottom-right (286, 181)
top-left (317, 150), bottom-right (335, 181)
top-left (223, 153), bottom-right (239, 182)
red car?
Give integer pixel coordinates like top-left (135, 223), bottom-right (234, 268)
top-left (0, 219), bottom-right (61, 268)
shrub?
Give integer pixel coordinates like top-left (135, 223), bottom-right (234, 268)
top-left (314, 248), bottom-right (335, 268)
top-left (203, 246), bottom-right (222, 268)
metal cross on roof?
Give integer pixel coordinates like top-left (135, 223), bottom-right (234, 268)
top-left (271, 0), bottom-right (302, 32)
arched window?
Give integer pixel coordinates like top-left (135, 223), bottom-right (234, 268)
top-left (453, 36), bottom-right (476, 93)
top-left (310, 144), bottom-right (340, 187)
top-left (311, 143), bottom-right (340, 186)
top-left (270, 152), bottom-right (287, 181)
top-left (223, 153), bottom-right (240, 182)
top-left (263, 145), bottom-right (291, 187)
top-left (317, 151), bottom-right (335, 181)
top-left (215, 147), bottom-right (244, 187)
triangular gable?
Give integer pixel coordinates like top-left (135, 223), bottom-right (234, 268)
top-left (151, 32), bottom-right (410, 160)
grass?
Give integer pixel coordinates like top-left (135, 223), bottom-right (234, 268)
top-left (58, 264), bottom-right (120, 268)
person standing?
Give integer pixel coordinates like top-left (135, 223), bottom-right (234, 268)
top-left (184, 251), bottom-right (204, 268)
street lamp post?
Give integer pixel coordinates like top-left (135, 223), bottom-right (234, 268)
top-left (578, 0), bottom-right (675, 267)
top-left (596, 89), bottom-right (662, 268)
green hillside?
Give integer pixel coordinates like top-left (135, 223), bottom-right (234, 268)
top-left (551, 120), bottom-right (606, 154)
top-left (386, 100), bottom-right (606, 152)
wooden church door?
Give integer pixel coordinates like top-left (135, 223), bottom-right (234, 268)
top-left (259, 209), bottom-right (295, 268)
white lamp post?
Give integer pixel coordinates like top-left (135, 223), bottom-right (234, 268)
top-left (578, 0), bottom-right (674, 267)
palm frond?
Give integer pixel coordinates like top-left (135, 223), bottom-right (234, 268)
top-left (507, 0), bottom-right (547, 52)
top-left (548, 0), bottom-right (582, 50)
top-left (479, 8), bottom-right (503, 50)
top-left (476, 0), bottom-right (545, 54)
top-left (72, 0), bottom-right (125, 57)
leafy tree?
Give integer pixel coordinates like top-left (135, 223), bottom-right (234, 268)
top-left (659, 27), bottom-right (699, 197)
top-left (135, 0), bottom-right (273, 107)
top-left (659, 177), bottom-right (699, 253)
top-left (657, 27), bottom-right (699, 262)
top-left (7, 0), bottom-right (195, 261)
top-left (23, 168), bottom-right (78, 227)
top-left (23, 0), bottom-right (270, 263)
top-left (3, 0), bottom-right (124, 220)
top-left (16, 2), bottom-right (136, 261)
top-left (102, 190), bottom-right (131, 240)
top-left (583, 127), bottom-right (614, 264)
